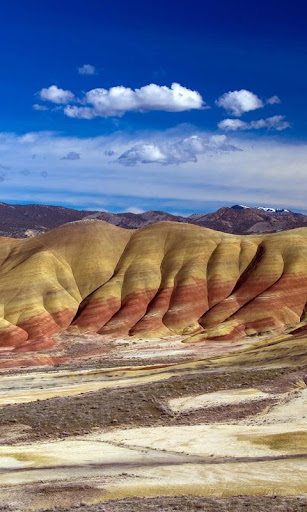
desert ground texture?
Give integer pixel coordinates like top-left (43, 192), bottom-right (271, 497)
top-left (0, 329), bottom-right (306, 512)
top-left (0, 221), bottom-right (306, 510)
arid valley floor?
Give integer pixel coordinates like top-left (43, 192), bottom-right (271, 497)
top-left (0, 220), bottom-right (307, 510)
top-left (0, 330), bottom-right (306, 512)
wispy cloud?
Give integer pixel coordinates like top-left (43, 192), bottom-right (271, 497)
top-left (78, 64), bottom-right (96, 75)
top-left (218, 115), bottom-right (290, 131)
top-left (216, 89), bottom-right (264, 116)
top-left (266, 95), bottom-right (281, 105)
top-left (0, 129), bottom-right (306, 211)
top-left (33, 103), bottom-right (49, 111)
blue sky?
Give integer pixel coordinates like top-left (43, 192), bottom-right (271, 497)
top-left (0, 0), bottom-right (306, 214)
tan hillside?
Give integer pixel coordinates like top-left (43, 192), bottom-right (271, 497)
top-left (0, 220), bottom-right (307, 353)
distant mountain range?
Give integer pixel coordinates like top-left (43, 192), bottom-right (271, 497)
top-left (0, 201), bottom-right (307, 238)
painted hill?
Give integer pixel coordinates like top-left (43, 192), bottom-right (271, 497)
top-left (0, 202), bottom-right (307, 237)
top-left (1, 220), bottom-right (307, 353)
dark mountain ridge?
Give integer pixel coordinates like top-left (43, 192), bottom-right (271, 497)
top-left (0, 201), bottom-right (306, 238)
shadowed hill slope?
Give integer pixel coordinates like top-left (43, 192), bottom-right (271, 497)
top-left (1, 220), bottom-right (307, 352)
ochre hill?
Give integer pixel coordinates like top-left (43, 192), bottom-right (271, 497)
top-left (0, 220), bottom-right (307, 353)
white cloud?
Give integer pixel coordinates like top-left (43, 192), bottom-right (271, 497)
top-left (78, 64), bottom-right (96, 75)
top-left (250, 116), bottom-right (290, 130)
top-left (218, 119), bottom-right (247, 131)
top-left (40, 85), bottom-right (75, 104)
top-left (0, 129), bottom-right (306, 212)
top-left (119, 144), bottom-right (165, 165)
top-left (62, 82), bottom-right (204, 118)
top-left (219, 115), bottom-right (290, 131)
top-left (64, 105), bottom-right (95, 119)
top-left (267, 95), bottom-right (281, 104)
top-left (216, 89), bottom-right (263, 116)
top-left (118, 135), bottom-right (241, 166)
top-left (19, 133), bottom-right (39, 143)
top-left (33, 104), bottom-right (49, 111)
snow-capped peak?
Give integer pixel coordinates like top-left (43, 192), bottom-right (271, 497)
top-left (231, 204), bottom-right (290, 213)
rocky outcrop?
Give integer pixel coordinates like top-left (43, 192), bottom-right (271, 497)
top-left (0, 220), bottom-right (307, 353)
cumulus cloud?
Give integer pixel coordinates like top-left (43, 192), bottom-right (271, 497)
top-left (33, 104), bottom-right (49, 111)
top-left (216, 89), bottom-right (263, 116)
top-left (61, 151), bottom-right (81, 160)
top-left (118, 135), bottom-right (241, 166)
top-left (40, 85), bottom-right (75, 104)
top-left (267, 95), bottom-right (281, 104)
top-left (104, 149), bottom-right (115, 156)
top-left (63, 82), bottom-right (204, 118)
top-left (78, 64), bottom-right (96, 75)
top-left (218, 115), bottom-right (290, 131)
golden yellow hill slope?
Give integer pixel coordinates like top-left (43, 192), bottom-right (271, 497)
top-left (0, 220), bottom-right (307, 353)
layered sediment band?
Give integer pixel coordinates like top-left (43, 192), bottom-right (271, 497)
top-left (0, 220), bottom-right (307, 351)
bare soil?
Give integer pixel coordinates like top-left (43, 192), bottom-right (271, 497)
top-left (0, 335), bottom-right (306, 512)
top-left (1, 366), bottom-right (305, 443)
top-left (2, 495), bottom-right (306, 512)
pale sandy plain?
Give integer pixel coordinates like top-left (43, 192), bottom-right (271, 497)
top-left (0, 332), bottom-right (306, 511)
